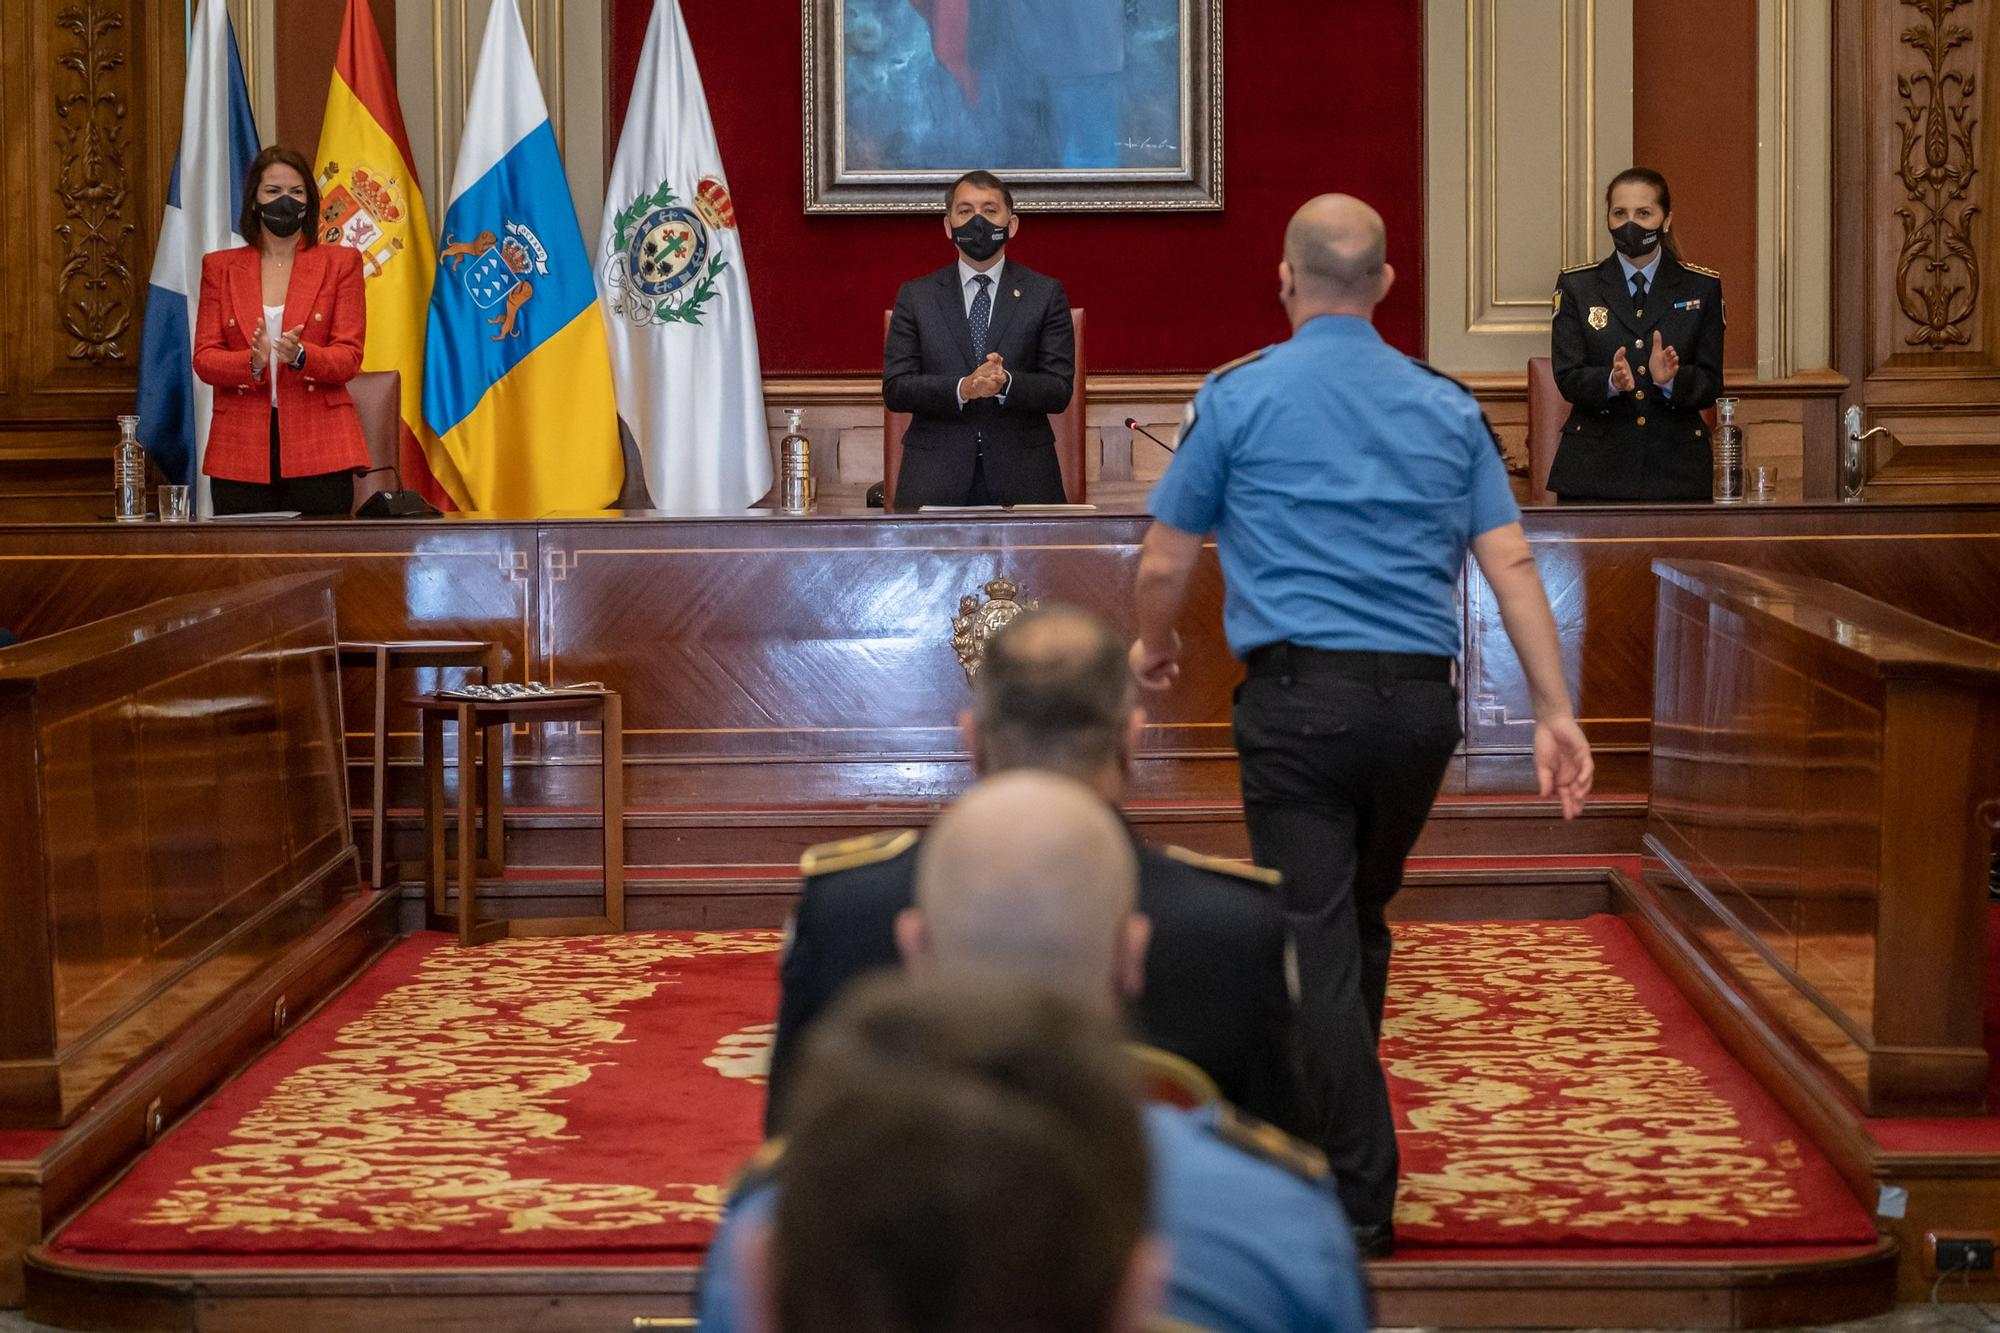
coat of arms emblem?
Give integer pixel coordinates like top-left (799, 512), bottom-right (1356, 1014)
top-left (441, 221), bottom-right (549, 341)
top-left (951, 578), bottom-right (1038, 681)
top-left (604, 176), bottom-right (735, 327)
top-left (317, 163), bottom-right (406, 278)
top-left (1587, 305), bottom-right (1610, 331)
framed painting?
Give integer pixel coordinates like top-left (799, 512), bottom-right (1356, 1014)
top-left (803, 0), bottom-right (1223, 213)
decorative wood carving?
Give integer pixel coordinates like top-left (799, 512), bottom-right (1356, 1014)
top-left (52, 1), bottom-right (136, 366)
top-left (1894, 0), bottom-right (1982, 349)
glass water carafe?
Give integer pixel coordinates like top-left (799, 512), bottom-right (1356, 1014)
top-left (778, 408), bottom-right (815, 515)
top-left (113, 414), bottom-right (146, 522)
top-left (1712, 398), bottom-right (1744, 505)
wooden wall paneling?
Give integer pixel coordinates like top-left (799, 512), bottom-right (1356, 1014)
top-left (1836, 0), bottom-right (2000, 484)
top-left (0, 1), bottom-right (185, 516)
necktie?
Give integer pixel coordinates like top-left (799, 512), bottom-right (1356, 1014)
top-left (1630, 271), bottom-right (1648, 316)
top-left (968, 274), bottom-right (993, 362)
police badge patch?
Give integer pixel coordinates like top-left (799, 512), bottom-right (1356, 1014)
top-left (1587, 306), bottom-right (1610, 330)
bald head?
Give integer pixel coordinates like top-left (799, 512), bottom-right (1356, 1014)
top-left (1282, 194), bottom-right (1390, 316)
top-left (906, 772), bottom-right (1143, 1002)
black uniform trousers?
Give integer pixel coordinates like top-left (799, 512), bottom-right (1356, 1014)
top-left (1232, 645), bottom-right (1461, 1229)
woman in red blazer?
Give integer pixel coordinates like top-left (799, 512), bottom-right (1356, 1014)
top-left (192, 145), bottom-right (370, 516)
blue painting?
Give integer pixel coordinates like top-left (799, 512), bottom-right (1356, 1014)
top-left (843, 0), bottom-right (1182, 172)
top-left (805, 0), bottom-right (1219, 210)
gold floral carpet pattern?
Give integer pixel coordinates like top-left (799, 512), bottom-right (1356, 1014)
top-left (59, 931), bottom-right (784, 1255)
top-left (1382, 918), bottom-right (1871, 1245)
top-left (54, 917), bottom-right (1874, 1258)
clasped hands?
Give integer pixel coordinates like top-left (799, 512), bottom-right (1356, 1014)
top-left (250, 322), bottom-right (306, 378)
top-left (1610, 331), bottom-right (1677, 394)
top-left (958, 352), bottom-right (1008, 402)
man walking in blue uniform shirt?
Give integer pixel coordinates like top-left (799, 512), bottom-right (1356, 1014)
top-left (1131, 194), bottom-right (1595, 1257)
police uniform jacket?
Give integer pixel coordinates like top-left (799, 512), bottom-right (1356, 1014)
top-left (763, 832), bottom-right (1300, 1138)
top-left (1546, 252), bottom-right (1725, 502)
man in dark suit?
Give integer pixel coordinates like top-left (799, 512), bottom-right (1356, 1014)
top-left (764, 605), bottom-right (1300, 1138)
top-left (883, 170), bottom-right (1076, 509)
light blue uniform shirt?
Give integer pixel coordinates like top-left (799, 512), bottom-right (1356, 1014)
top-left (1148, 316), bottom-right (1520, 659)
top-left (696, 1103), bottom-right (1371, 1333)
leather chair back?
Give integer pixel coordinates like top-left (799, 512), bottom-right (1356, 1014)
top-left (882, 308), bottom-right (1087, 508)
top-left (348, 369), bottom-right (403, 514)
top-left (1526, 356), bottom-right (1564, 506)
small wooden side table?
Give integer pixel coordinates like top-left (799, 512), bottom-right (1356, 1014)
top-left (414, 689), bottom-right (624, 946)
top-left (337, 639), bottom-right (500, 889)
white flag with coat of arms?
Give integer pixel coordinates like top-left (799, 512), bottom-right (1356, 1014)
top-left (597, 0), bottom-right (771, 513)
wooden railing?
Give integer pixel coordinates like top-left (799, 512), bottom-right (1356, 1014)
top-left (0, 573), bottom-right (361, 1127)
top-left (1644, 559), bottom-right (2000, 1116)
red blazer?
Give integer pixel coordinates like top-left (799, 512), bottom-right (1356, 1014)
top-left (192, 243), bottom-right (371, 483)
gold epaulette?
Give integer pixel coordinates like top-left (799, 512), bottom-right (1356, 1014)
top-left (723, 1136), bottom-right (787, 1200)
top-left (1560, 260), bottom-right (1599, 274)
top-left (799, 829), bottom-right (917, 877)
top-left (1126, 1042), bottom-right (1222, 1109)
top-left (1208, 347), bottom-right (1268, 381)
top-left (1210, 1103), bottom-right (1330, 1184)
top-left (1164, 844), bottom-right (1281, 886)
top-left (1681, 261), bottom-right (1721, 279)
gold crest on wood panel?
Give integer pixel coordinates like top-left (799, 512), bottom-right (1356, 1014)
top-left (952, 579), bottom-right (1037, 681)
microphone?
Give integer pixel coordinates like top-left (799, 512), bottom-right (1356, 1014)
top-left (1125, 418), bottom-right (1176, 455)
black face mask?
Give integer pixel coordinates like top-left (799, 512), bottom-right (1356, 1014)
top-left (951, 215), bottom-right (1009, 263)
top-left (259, 195), bottom-right (309, 238)
top-left (1609, 220), bottom-right (1663, 259)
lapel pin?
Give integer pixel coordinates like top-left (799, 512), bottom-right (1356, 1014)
top-left (1012, 289), bottom-right (1020, 298)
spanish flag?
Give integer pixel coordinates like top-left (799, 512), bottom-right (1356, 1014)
top-left (314, 0), bottom-right (462, 509)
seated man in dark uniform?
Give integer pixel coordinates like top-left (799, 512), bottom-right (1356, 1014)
top-left (764, 605), bottom-right (1300, 1138)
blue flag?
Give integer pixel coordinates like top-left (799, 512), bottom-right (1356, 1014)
top-left (134, 0), bottom-right (259, 497)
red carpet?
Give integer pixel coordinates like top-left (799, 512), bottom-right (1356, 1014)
top-left (1384, 918), bottom-right (1874, 1247)
top-left (47, 915), bottom-right (1880, 1266)
top-left (58, 931), bottom-right (783, 1258)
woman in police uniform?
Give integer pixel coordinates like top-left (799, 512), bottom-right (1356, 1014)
top-left (1547, 167), bottom-right (1725, 502)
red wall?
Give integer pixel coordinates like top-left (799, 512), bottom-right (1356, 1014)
top-left (1633, 0), bottom-right (1759, 370)
top-left (609, 2), bottom-right (1425, 375)
top-left (275, 0), bottom-right (398, 158)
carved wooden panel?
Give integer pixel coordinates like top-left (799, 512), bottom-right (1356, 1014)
top-left (1836, 0), bottom-right (2000, 480)
top-left (0, 1), bottom-right (182, 468)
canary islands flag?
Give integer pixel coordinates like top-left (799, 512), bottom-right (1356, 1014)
top-left (422, 0), bottom-right (621, 515)
top-left (317, 0), bottom-right (460, 510)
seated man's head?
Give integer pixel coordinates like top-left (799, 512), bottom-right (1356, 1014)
top-left (754, 972), bottom-right (1162, 1333)
top-left (967, 604), bottom-right (1144, 802)
top-left (898, 769), bottom-right (1147, 1005)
